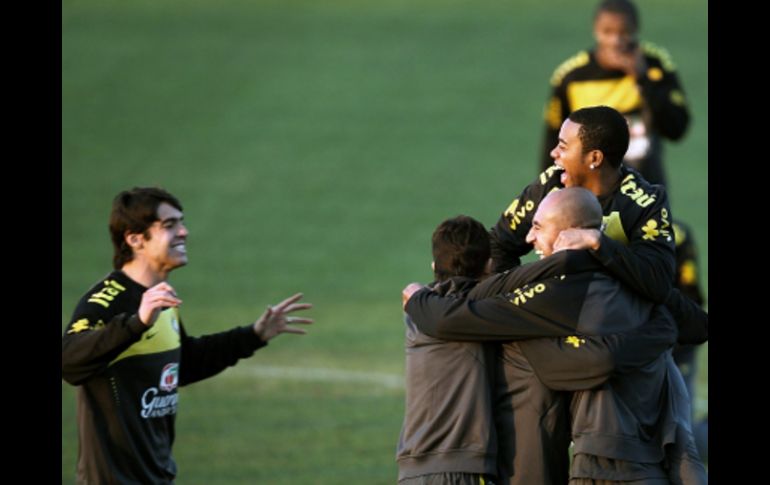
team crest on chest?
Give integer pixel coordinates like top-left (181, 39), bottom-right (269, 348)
top-left (159, 363), bottom-right (179, 392)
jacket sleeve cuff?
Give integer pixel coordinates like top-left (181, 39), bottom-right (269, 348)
top-left (238, 325), bottom-right (269, 351)
top-left (127, 314), bottom-right (150, 335)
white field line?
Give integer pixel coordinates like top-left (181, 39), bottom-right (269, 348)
top-left (226, 365), bottom-right (709, 412)
top-left (228, 364), bottom-right (405, 390)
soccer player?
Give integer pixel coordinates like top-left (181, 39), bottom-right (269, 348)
top-left (397, 216), bottom-right (500, 484)
top-left (493, 105), bottom-right (675, 300)
top-left (62, 187), bottom-right (314, 484)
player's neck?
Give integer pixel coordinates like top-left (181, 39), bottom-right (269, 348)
top-left (586, 169), bottom-right (622, 198)
top-left (121, 260), bottom-right (168, 288)
top-left (594, 49), bottom-right (613, 70)
top-left (597, 168), bottom-right (622, 197)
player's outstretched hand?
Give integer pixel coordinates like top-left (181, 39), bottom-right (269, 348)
top-left (253, 293), bottom-right (314, 341)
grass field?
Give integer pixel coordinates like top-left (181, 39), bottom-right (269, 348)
top-left (62, 0), bottom-right (708, 482)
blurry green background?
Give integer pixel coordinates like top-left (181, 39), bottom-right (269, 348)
top-left (62, 0), bottom-right (708, 482)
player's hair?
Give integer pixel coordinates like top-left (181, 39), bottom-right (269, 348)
top-left (109, 187), bottom-right (183, 269)
top-left (568, 106), bottom-right (630, 169)
top-left (595, 0), bottom-right (639, 31)
top-left (432, 215), bottom-right (491, 281)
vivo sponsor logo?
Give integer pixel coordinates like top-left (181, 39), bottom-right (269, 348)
top-left (509, 283), bottom-right (547, 306)
top-left (140, 387), bottom-right (179, 419)
top-left (505, 199), bottom-right (536, 231)
top-left (160, 363), bottom-right (179, 392)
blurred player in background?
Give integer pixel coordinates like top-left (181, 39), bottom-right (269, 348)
top-left (539, 0), bottom-right (688, 186)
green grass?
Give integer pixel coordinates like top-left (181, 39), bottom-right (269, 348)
top-left (62, 0), bottom-right (708, 482)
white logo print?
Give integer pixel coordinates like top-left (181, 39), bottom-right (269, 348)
top-left (140, 388), bottom-right (178, 419)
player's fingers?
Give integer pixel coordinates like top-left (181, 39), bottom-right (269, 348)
top-left (150, 281), bottom-right (177, 295)
top-left (272, 293), bottom-right (304, 312)
top-left (154, 295), bottom-right (182, 307)
top-left (283, 303), bottom-right (313, 313)
top-left (285, 317), bottom-right (313, 324)
top-left (147, 288), bottom-right (181, 302)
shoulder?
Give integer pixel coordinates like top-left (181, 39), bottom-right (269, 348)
top-left (612, 168), bottom-right (674, 244)
top-left (641, 41), bottom-right (677, 72)
top-left (69, 271), bottom-right (143, 325)
top-left (549, 50), bottom-right (591, 86)
top-left (616, 167), bottom-right (669, 210)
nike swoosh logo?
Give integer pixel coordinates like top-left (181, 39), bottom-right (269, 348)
top-left (146, 331), bottom-right (159, 340)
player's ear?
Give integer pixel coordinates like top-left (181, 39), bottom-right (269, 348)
top-left (587, 149), bottom-right (604, 169)
top-left (125, 231), bottom-right (144, 250)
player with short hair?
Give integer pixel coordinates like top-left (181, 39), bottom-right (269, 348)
top-left (62, 186), bottom-right (314, 484)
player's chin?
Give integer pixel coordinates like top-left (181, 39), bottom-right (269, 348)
top-left (171, 256), bottom-right (188, 268)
